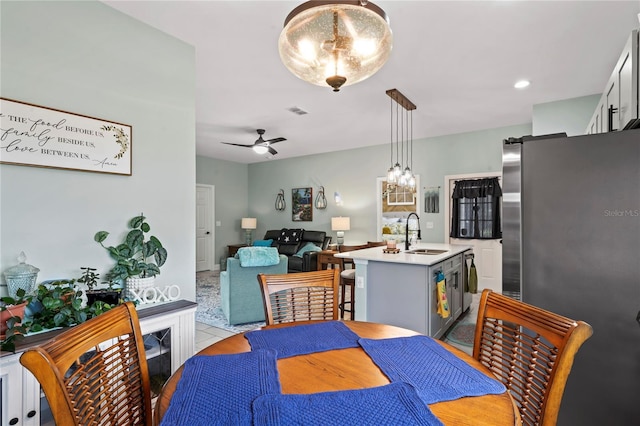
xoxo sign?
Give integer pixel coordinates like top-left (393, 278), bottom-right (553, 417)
top-left (129, 285), bottom-right (181, 305)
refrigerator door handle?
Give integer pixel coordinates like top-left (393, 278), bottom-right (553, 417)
top-left (636, 310), bottom-right (640, 327)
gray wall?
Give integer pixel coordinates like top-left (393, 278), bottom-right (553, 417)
top-left (196, 156), bottom-right (249, 263)
top-left (0, 1), bottom-right (197, 300)
top-left (245, 124), bottom-right (532, 245)
top-left (532, 94), bottom-right (599, 136)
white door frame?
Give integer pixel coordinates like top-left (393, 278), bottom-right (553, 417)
top-left (444, 171), bottom-right (502, 296)
top-left (443, 171), bottom-right (501, 240)
top-left (196, 184), bottom-right (215, 271)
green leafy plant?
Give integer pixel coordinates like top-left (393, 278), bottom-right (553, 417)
top-left (27, 280), bottom-right (86, 333)
top-left (94, 214), bottom-right (168, 283)
top-left (77, 267), bottom-right (99, 291)
top-left (1, 280), bottom-right (119, 353)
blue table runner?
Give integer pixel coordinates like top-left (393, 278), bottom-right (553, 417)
top-left (160, 350), bottom-right (280, 426)
top-left (245, 321), bottom-right (360, 358)
top-left (359, 335), bottom-right (506, 404)
top-left (252, 382), bottom-right (443, 426)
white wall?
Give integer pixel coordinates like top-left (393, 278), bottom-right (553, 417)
top-left (1, 1), bottom-right (197, 301)
top-left (532, 94), bottom-right (600, 136)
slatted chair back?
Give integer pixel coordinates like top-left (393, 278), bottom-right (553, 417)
top-left (258, 269), bottom-right (340, 325)
top-left (20, 302), bottom-right (152, 426)
top-left (473, 289), bottom-right (592, 426)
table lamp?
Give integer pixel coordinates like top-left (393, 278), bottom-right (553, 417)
top-left (331, 217), bottom-right (350, 247)
top-left (241, 217), bottom-right (257, 246)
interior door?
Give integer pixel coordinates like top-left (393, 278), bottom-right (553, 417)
top-left (444, 173), bottom-right (502, 295)
top-left (196, 185), bottom-right (214, 271)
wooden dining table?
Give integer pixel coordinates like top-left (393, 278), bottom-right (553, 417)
top-left (154, 321), bottom-right (521, 425)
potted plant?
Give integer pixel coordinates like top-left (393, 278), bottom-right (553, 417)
top-left (78, 267), bottom-right (121, 306)
top-left (0, 288), bottom-right (32, 352)
top-left (94, 214), bottom-right (168, 296)
top-left (26, 279), bottom-right (87, 333)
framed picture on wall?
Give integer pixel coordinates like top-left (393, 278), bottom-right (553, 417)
top-left (292, 187), bottom-right (312, 221)
top-left (0, 97), bottom-right (132, 175)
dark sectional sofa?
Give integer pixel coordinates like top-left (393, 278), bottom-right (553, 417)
top-left (262, 229), bottom-right (331, 272)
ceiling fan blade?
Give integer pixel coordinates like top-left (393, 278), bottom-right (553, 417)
top-left (221, 142), bottom-right (253, 148)
top-left (267, 146), bottom-right (278, 155)
top-left (265, 137), bottom-right (286, 144)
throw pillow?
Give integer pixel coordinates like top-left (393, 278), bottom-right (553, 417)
top-left (237, 247), bottom-right (280, 267)
top-left (253, 239), bottom-right (273, 247)
top-left (277, 228), bottom-right (303, 244)
top-left (294, 242), bottom-right (322, 258)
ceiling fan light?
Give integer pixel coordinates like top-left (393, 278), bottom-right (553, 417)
top-left (279, 1), bottom-right (393, 91)
top-left (253, 145), bottom-right (268, 155)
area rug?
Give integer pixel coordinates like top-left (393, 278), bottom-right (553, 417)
top-left (195, 271), bottom-right (264, 334)
top-left (444, 321), bottom-right (476, 347)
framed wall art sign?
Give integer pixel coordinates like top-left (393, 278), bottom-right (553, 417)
top-left (0, 98), bottom-right (132, 175)
top-left (292, 187), bottom-right (312, 221)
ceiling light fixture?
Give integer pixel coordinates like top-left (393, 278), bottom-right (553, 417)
top-left (278, 1), bottom-right (393, 92)
top-left (514, 80), bottom-right (530, 89)
top-left (386, 88), bottom-right (417, 192)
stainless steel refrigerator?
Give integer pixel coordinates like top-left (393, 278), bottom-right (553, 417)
top-left (502, 129), bottom-right (640, 425)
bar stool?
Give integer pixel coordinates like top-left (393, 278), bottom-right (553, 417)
top-left (338, 243), bottom-right (369, 319)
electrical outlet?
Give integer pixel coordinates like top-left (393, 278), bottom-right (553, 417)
top-left (426, 222), bottom-right (434, 229)
top-left (215, 221), bottom-right (221, 226)
top-left (356, 276), bottom-right (364, 288)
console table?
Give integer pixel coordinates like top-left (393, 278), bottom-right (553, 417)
top-left (227, 244), bottom-right (248, 257)
top-left (317, 250), bottom-right (341, 270)
top-left (0, 300), bottom-right (197, 426)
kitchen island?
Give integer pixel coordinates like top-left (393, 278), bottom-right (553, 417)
top-left (336, 243), bottom-right (472, 338)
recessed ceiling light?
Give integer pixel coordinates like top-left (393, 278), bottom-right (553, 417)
top-left (514, 80), bottom-right (530, 89)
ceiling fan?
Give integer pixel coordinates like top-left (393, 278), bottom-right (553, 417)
top-left (221, 129), bottom-right (286, 156)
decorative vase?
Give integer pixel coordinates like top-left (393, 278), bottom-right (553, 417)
top-left (125, 276), bottom-right (156, 300)
top-left (3, 252), bottom-right (39, 298)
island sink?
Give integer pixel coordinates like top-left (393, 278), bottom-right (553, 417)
top-left (405, 248), bottom-right (449, 255)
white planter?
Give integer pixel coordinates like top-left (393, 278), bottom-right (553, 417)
top-left (126, 276), bottom-right (156, 290)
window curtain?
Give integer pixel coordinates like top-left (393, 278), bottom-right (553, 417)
top-left (450, 178), bottom-right (502, 239)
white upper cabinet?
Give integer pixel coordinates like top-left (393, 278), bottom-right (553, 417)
top-left (586, 29), bottom-right (639, 134)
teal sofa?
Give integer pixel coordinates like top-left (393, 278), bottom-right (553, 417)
top-left (220, 254), bottom-right (288, 325)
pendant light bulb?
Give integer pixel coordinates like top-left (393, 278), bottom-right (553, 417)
top-left (393, 162), bottom-right (402, 177)
top-left (387, 167), bottom-right (396, 183)
top-left (408, 174), bottom-right (416, 190)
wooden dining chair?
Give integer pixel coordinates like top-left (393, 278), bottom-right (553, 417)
top-left (472, 289), bottom-right (592, 426)
top-left (20, 302), bottom-right (152, 426)
top-left (337, 243), bottom-right (370, 320)
top-left (257, 269), bottom-right (340, 325)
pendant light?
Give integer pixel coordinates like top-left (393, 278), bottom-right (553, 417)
top-left (385, 88), bottom-right (416, 192)
top-left (278, 1), bottom-right (393, 92)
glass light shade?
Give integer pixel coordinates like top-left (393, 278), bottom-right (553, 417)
top-left (279, 1), bottom-right (392, 91)
top-left (408, 174), bottom-right (416, 189)
top-left (253, 145), bottom-right (268, 154)
top-left (241, 217), bottom-right (257, 229)
top-left (387, 167), bottom-right (396, 183)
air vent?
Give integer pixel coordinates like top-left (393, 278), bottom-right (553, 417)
top-left (287, 106), bottom-right (308, 116)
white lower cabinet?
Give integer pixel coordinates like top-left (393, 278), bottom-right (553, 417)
top-left (0, 300), bottom-right (197, 425)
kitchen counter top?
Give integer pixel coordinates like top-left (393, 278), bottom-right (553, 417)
top-left (335, 243), bottom-right (471, 266)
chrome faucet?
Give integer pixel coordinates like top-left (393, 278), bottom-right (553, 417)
top-left (405, 212), bottom-right (421, 250)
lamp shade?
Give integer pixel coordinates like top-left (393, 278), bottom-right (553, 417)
top-left (331, 216), bottom-right (351, 231)
top-left (241, 218), bottom-right (257, 229)
top-left (278, 1), bottom-right (392, 92)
